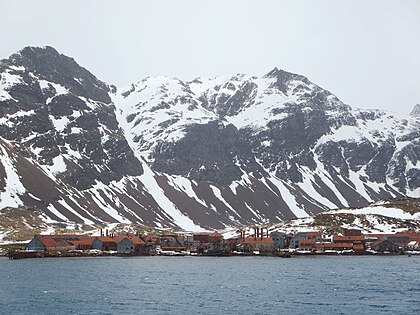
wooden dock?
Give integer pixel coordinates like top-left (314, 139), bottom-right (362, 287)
top-left (8, 250), bottom-right (43, 260)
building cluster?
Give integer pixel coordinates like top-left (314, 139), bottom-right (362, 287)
top-left (274, 229), bottom-right (420, 254)
top-left (226, 227), bottom-right (275, 254)
top-left (25, 227), bottom-right (420, 256)
top-left (25, 229), bottom-right (274, 256)
top-left (27, 232), bottom-right (148, 255)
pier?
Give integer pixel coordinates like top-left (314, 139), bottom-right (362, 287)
top-left (8, 250), bottom-right (42, 260)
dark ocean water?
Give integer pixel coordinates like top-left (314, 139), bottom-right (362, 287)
top-left (0, 255), bottom-right (419, 315)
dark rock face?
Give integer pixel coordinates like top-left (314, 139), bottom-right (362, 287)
top-left (1, 46), bottom-right (110, 103)
top-left (266, 67), bottom-right (310, 95)
top-left (152, 121), bottom-right (265, 185)
top-left (252, 106), bottom-right (331, 181)
top-left (200, 80), bottom-right (258, 117)
top-left (0, 46), bottom-right (142, 191)
top-left (146, 69), bottom-right (420, 213)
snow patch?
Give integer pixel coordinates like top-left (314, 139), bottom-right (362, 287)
top-left (47, 204), bottom-right (69, 222)
top-left (139, 162), bottom-right (204, 231)
top-left (167, 176), bottom-right (208, 208)
top-left (57, 199), bottom-right (95, 225)
top-left (268, 175), bottom-right (309, 218)
top-left (0, 145), bottom-right (26, 208)
top-left (49, 115), bottom-right (69, 132)
top-left (327, 206), bottom-right (419, 220)
top-left (209, 184), bottom-right (241, 219)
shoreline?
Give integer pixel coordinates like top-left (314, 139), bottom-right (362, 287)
top-left (5, 249), bottom-right (419, 260)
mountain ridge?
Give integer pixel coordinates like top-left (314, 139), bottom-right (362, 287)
top-left (0, 46), bottom-right (419, 231)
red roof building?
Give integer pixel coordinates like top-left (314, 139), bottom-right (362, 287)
top-left (92, 236), bottom-right (126, 251)
top-left (28, 234), bottom-right (94, 251)
top-left (241, 236), bottom-right (273, 253)
top-left (333, 235), bottom-right (365, 243)
top-left (315, 242), bottom-right (354, 251)
top-left (298, 238), bottom-right (317, 250)
top-left (116, 236), bottom-right (147, 254)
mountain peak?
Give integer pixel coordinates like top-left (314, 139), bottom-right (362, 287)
top-left (1, 45), bottom-right (111, 103)
top-left (19, 45), bottom-right (59, 56)
top-left (264, 67), bottom-right (282, 78)
top-left (410, 103), bottom-right (420, 117)
top-left (5, 46), bottom-right (63, 67)
top-left (263, 67), bottom-right (311, 85)
top-left (1, 46), bottom-right (59, 65)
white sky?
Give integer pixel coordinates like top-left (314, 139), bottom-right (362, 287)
top-left (0, 0), bottom-right (419, 113)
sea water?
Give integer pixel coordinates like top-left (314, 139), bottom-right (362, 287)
top-left (0, 255), bottom-right (419, 314)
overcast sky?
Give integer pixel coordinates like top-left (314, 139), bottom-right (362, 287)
top-left (1, 0), bottom-right (419, 113)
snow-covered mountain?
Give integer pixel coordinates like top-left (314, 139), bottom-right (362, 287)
top-left (1, 46), bottom-right (419, 231)
top-left (266, 199), bottom-right (420, 235)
